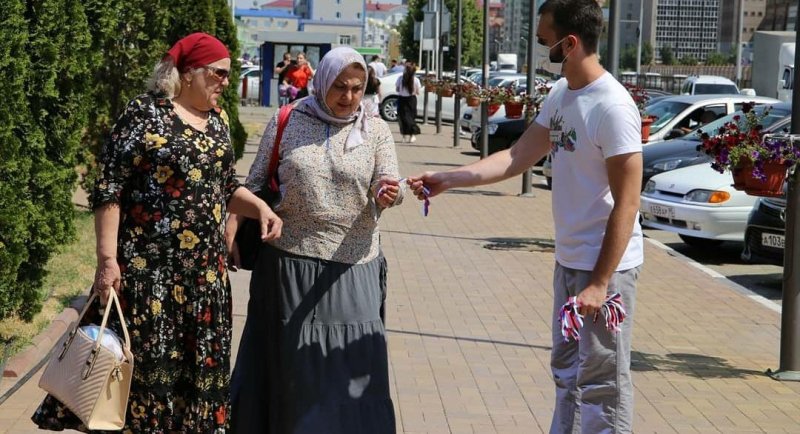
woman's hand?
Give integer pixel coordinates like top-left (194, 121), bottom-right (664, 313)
top-left (375, 178), bottom-right (401, 208)
top-left (407, 171), bottom-right (447, 199)
top-left (94, 257), bottom-right (121, 306)
top-left (259, 205), bottom-right (283, 241)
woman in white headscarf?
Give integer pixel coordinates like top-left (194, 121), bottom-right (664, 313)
top-left (226, 47), bottom-right (402, 434)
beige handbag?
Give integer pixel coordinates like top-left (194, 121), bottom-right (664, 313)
top-left (39, 288), bottom-right (134, 430)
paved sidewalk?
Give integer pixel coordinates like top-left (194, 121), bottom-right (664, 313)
top-left (2, 107), bottom-right (800, 433)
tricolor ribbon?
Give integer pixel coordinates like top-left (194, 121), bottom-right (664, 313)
top-left (377, 177), bottom-right (431, 216)
top-left (558, 293), bottom-right (627, 342)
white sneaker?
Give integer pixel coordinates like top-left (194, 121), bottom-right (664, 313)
top-left (401, 135), bottom-right (408, 143)
top-left (410, 135), bottom-right (417, 143)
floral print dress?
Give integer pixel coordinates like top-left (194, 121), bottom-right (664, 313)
top-left (32, 93), bottom-right (240, 433)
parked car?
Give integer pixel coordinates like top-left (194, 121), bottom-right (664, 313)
top-left (642, 102), bottom-right (792, 188)
top-left (377, 71), bottom-right (468, 123)
top-left (238, 68), bottom-right (262, 104)
top-left (469, 115), bottom-right (527, 154)
top-left (640, 164), bottom-right (759, 247)
top-left (741, 196), bottom-right (786, 266)
top-left (680, 75), bottom-right (740, 95)
top-left (643, 94), bottom-right (780, 144)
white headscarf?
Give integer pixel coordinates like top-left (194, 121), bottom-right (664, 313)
top-left (297, 47), bottom-right (369, 151)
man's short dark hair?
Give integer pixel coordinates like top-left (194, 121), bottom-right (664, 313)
top-left (538, 0), bottom-right (603, 55)
top-left (372, 55), bottom-right (380, 61)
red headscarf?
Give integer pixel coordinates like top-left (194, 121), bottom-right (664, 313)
top-left (166, 32), bottom-right (229, 72)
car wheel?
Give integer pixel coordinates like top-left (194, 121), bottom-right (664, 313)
top-left (380, 96), bottom-right (399, 122)
top-left (678, 234), bottom-right (723, 248)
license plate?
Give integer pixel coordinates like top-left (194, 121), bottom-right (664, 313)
top-left (761, 233), bottom-right (785, 249)
top-left (650, 204), bottom-right (675, 219)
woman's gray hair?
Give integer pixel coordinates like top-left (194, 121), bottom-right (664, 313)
top-left (147, 58), bottom-right (181, 98)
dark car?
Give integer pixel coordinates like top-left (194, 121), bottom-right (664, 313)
top-left (741, 197), bottom-right (786, 266)
top-left (470, 116), bottom-right (527, 154)
top-left (642, 102), bottom-right (792, 189)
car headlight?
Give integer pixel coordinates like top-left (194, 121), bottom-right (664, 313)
top-left (487, 123), bottom-right (499, 135)
top-left (643, 180), bottom-right (656, 194)
top-left (684, 189), bottom-right (731, 203)
top-left (652, 159), bottom-right (682, 171)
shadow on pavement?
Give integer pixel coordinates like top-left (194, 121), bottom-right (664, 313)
top-left (446, 189), bottom-right (509, 197)
top-left (631, 351), bottom-right (764, 379)
top-left (387, 329), bottom-right (552, 351)
top-left (661, 241), bottom-right (747, 266)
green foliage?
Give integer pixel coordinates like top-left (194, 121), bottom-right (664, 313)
top-left (642, 42), bottom-right (654, 65)
top-left (660, 45), bottom-right (675, 65)
top-left (399, 0), bottom-right (484, 70)
top-left (679, 55), bottom-right (698, 66)
top-left (705, 52), bottom-right (729, 66)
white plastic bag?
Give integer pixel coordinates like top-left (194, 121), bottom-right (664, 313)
top-left (80, 325), bottom-right (126, 361)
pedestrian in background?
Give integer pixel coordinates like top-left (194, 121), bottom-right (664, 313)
top-left (227, 46), bottom-right (402, 434)
top-left (369, 54), bottom-right (387, 77)
top-left (395, 62), bottom-right (421, 142)
top-left (408, 0), bottom-right (643, 432)
top-left (284, 52), bottom-right (314, 101)
top-left (31, 32), bottom-right (281, 433)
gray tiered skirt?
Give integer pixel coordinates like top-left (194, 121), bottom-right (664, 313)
top-left (230, 244), bottom-right (396, 434)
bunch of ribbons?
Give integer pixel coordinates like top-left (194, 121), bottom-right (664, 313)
top-left (377, 177), bottom-right (430, 216)
top-left (559, 293), bottom-right (626, 342)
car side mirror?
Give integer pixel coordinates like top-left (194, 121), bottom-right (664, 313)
top-left (779, 79), bottom-right (787, 89)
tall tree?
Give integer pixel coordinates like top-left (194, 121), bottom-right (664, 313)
top-left (660, 45), bottom-right (675, 65)
top-left (399, 0), bottom-right (484, 70)
top-left (0, 0), bottom-right (36, 319)
top-left (17, 0), bottom-right (93, 319)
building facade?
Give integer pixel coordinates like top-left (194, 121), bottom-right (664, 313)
top-left (759, 0), bottom-right (798, 30)
top-left (652, 0), bottom-right (720, 62)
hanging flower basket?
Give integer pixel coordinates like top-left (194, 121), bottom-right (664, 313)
top-left (504, 101), bottom-right (524, 119)
top-left (466, 96), bottom-right (481, 107)
top-left (731, 160), bottom-right (752, 190)
top-left (744, 160), bottom-right (788, 197)
top-left (641, 116), bottom-right (655, 143)
top-left (439, 88), bottom-right (455, 97)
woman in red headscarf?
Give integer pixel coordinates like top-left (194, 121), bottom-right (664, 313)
top-left (31, 32), bottom-right (282, 433)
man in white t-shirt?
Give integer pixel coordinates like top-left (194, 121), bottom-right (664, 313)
top-left (408, 0), bottom-right (643, 432)
top-left (368, 55), bottom-right (387, 77)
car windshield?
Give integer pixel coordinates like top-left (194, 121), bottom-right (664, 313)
top-left (694, 84), bottom-right (739, 94)
top-left (688, 106), bottom-right (791, 140)
top-left (646, 101), bottom-right (691, 134)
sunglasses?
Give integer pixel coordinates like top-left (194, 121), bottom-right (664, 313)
top-left (204, 65), bottom-right (230, 81)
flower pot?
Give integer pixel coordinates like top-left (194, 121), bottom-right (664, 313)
top-left (439, 88), bottom-right (454, 97)
top-left (466, 96), bottom-right (481, 107)
top-left (731, 160), bottom-right (752, 191)
top-left (425, 84), bottom-right (436, 92)
top-left (745, 161), bottom-right (788, 197)
top-left (641, 116), bottom-right (655, 143)
top-left (504, 101), bottom-right (524, 119)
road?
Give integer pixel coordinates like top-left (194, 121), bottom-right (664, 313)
top-left (642, 228), bottom-right (784, 305)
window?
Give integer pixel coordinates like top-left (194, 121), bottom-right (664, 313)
top-left (339, 35), bottom-right (351, 45)
top-left (357, 12), bottom-right (361, 19)
top-left (336, 12), bottom-right (341, 18)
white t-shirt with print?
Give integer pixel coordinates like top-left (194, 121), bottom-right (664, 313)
top-left (535, 72), bottom-right (644, 271)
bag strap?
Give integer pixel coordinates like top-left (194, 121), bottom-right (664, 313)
top-left (59, 288), bottom-right (132, 378)
top-left (267, 104), bottom-right (294, 193)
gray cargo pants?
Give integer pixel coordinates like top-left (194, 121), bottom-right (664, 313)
top-left (549, 262), bottom-right (640, 434)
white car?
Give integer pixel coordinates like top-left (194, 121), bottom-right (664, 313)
top-left (680, 75), bottom-right (740, 95)
top-left (238, 68), bottom-right (261, 104)
top-left (377, 71), bottom-right (468, 123)
top-left (640, 164), bottom-right (758, 247)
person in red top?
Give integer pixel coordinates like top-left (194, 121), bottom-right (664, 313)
top-left (284, 52), bottom-right (314, 101)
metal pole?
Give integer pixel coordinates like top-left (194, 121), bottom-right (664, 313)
top-left (418, 19), bottom-right (424, 67)
top-left (435, 0), bottom-right (444, 134)
top-left (636, 0), bottom-right (643, 80)
top-left (608, 0), bottom-right (621, 77)
top-left (423, 51), bottom-right (430, 124)
top-left (735, 0), bottom-right (744, 86)
top-left (520, 0), bottom-right (536, 197)
top-left (769, 0), bottom-right (800, 381)
top-left (454, 0), bottom-right (463, 148)
top-left (480, 0), bottom-right (490, 159)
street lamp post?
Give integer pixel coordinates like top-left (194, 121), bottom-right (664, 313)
top-left (454, 0), bottom-right (463, 148)
top-left (520, 2), bottom-right (536, 198)
top-left (480, 0), bottom-right (490, 159)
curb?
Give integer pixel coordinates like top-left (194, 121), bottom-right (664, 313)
top-left (0, 295), bottom-right (88, 405)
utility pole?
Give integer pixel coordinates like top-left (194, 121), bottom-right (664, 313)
top-left (454, 0), bottom-right (463, 148)
top-left (520, 0), bottom-right (536, 197)
top-left (608, 0), bottom-right (621, 77)
top-left (435, 0), bottom-right (444, 134)
top-left (480, 0), bottom-right (490, 159)
top-left (768, 0), bottom-right (800, 382)
top-left (636, 0), bottom-right (643, 80)
top-left (735, 0), bottom-right (745, 87)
